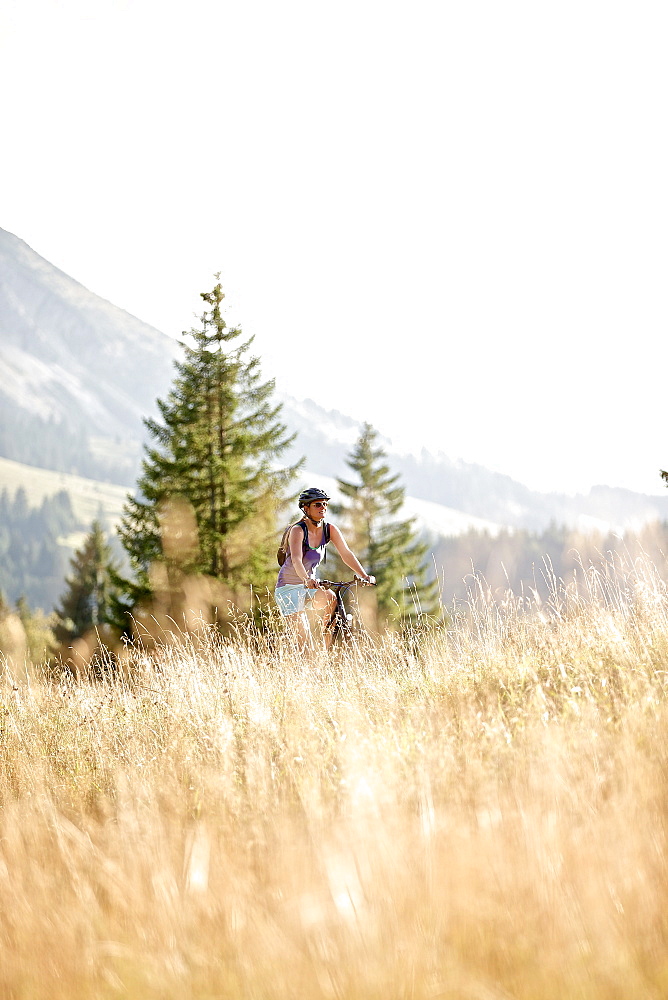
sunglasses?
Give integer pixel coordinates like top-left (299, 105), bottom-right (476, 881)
top-left (310, 501), bottom-right (328, 508)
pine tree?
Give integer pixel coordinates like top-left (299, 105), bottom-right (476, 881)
top-left (116, 278), bottom-right (301, 631)
top-left (53, 521), bottom-right (118, 645)
top-left (335, 423), bottom-right (439, 626)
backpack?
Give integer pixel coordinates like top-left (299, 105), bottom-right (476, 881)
top-left (277, 519), bottom-right (330, 566)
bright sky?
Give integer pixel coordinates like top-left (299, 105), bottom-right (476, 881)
top-left (2, 0), bottom-right (667, 496)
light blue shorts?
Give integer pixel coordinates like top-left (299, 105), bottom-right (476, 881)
top-left (274, 584), bottom-right (317, 617)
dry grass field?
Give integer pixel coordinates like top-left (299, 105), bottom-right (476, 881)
top-left (2, 555), bottom-right (668, 999)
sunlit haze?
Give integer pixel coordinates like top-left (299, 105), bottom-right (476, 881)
top-left (2, 0), bottom-right (667, 495)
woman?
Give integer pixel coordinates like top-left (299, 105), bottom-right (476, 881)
top-left (275, 487), bottom-right (375, 648)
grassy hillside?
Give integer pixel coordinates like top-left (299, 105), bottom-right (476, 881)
top-left (0, 456), bottom-right (127, 532)
top-left (0, 458), bottom-right (130, 610)
top-left (1, 555), bottom-right (667, 998)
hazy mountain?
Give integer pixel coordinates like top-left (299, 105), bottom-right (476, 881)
top-left (2, 225), bottom-right (668, 537)
top-left (0, 227), bottom-right (179, 483)
top-left (279, 395), bottom-right (668, 534)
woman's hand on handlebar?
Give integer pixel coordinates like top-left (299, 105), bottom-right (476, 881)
top-left (359, 574), bottom-right (376, 586)
top-left (304, 578), bottom-right (321, 590)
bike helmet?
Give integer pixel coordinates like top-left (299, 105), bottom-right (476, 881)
top-left (298, 487), bottom-right (331, 510)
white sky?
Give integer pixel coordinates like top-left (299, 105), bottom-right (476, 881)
top-left (1, 0), bottom-right (667, 496)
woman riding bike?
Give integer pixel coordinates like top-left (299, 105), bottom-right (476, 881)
top-left (275, 487), bottom-right (375, 649)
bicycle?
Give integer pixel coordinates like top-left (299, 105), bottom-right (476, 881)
top-left (319, 577), bottom-right (376, 645)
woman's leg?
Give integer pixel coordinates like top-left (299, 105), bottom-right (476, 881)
top-left (283, 610), bottom-right (312, 650)
top-left (310, 588), bottom-right (337, 649)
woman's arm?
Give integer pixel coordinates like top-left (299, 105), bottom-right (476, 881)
top-left (328, 524), bottom-right (376, 584)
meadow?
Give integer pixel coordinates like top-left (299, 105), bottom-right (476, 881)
top-left (1, 555), bottom-right (668, 999)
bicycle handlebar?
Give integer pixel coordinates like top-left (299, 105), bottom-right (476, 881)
top-left (318, 577), bottom-right (376, 589)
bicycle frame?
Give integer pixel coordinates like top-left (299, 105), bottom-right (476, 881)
top-left (319, 578), bottom-right (374, 643)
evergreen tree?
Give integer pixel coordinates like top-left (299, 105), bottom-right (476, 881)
top-left (53, 521), bottom-right (118, 645)
top-left (12, 486), bottom-right (29, 521)
top-left (335, 423), bottom-right (439, 626)
top-left (116, 278), bottom-right (301, 630)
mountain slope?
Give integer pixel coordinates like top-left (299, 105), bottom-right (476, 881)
top-left (0, 227), bottom-right (179, 481)
top-left (278, 395), bottom-right (668, 534)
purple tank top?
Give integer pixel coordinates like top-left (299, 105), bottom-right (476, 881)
top-left (276, 523), bottom-right (328, 586)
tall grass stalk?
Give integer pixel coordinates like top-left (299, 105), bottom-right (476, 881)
top-left (2, 553), bottom-right (668, 998)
